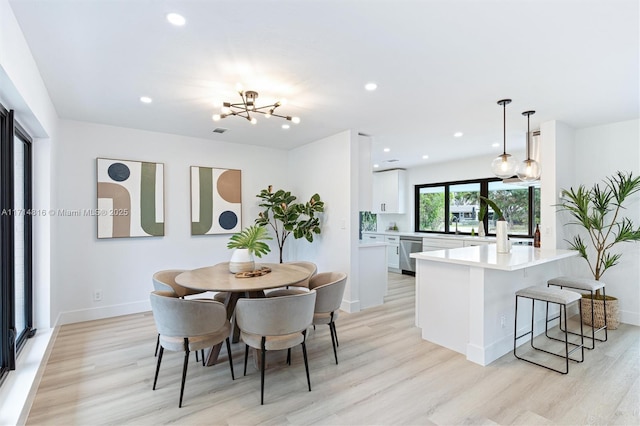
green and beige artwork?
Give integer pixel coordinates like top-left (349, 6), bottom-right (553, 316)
top-left (191, 166), bottom-right (242, 235)
top-left (96, 158), bottom-right (165, 238)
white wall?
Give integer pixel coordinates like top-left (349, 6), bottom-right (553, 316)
top-left (565, 119), bottom-right (640, 325)
top-left (287, 130), bottom-right (355, 295)
top-left (52, 120), bottom-right (290, 324)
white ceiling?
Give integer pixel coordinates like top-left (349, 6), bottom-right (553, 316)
top-left (8, 0), bottom-right (639, 170)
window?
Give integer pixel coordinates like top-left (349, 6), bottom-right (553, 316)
top-left (415, 177), bottom-right (540, 237)
top-left (0, 106), bottom-right (34, 386)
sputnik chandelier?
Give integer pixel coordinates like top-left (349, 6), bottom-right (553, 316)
top-left (212, 86), bottom-right (300, 127)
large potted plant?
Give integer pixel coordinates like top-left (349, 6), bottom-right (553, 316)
top-left (227, 225), bottom-right (272, 273)
top-left (557, 171), bottom-right (640, 329)
top-left (255, 185), bottom-right (324, 263)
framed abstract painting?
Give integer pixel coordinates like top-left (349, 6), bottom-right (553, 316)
top-left (190, 166), bottom-right (242, 235)
top-left (96, 158), bottom-right (165, 238)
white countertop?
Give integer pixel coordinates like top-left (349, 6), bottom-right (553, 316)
top-left (410, 244), bottom-right (577, 271)
top-left (358, 241), bottom-right (389, 248)
top-left (362, 230), bottom-right (532, 244)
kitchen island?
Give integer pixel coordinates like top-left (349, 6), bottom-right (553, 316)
top-left (411, 244), bottom-right (578, 366)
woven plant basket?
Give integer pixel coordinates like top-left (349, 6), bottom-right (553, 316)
top-left (581, 295), bottom-right (619, 330)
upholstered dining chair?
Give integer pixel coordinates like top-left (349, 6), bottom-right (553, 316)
top-left (152, 269), bottom-right (208, 357)
top-left (150, 290), bottom-right (235, 408)
top-left (234, 290), bottom-right (316, 405)
top-left (308, 272), bottom-right (348, 364)
top-left (265, 261), bottom-right (318, 297)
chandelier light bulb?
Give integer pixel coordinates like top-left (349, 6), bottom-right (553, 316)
top-left (491, 153), bottom-right (517, 178)
top-left (221, 106), bottom-right (231, 114)
top-left (291, 116), bottom-right (300, 124)
top-left (212, 114), bottom-right (221, 121)
top-left (250, 117), bottom-right (257, 124)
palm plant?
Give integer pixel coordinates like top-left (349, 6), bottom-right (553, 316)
top-left (227, 225), bottom-right (272, 258)
top-left (558, 171), bottom-right (640, 294)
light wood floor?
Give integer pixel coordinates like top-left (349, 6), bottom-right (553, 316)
top-left (27, 274), bottom-right (639, 425)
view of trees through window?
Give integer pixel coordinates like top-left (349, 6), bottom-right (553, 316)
top-left (415, 178), bottom-right (540, 237)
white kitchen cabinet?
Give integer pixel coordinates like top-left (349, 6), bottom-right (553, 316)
top-left (463, 239), bottom-right (492, 247)
top-left (385, 235), bottom-right (400, 270)
top-left (362, 233), bottom-right (384, 243)
top-left (422, 237), bottom-right (464, 251)
top-left (372, 169), bottom-right (406, 214)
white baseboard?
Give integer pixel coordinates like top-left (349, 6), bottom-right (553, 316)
top-left (620, 309), bottom-right (640, 327)
top-left (56, 300), bottom-right (151, 326)
top-left (341, 298), bottom-right (360, 313)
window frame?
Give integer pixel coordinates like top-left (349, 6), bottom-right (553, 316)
top-left (0, 105), bottom-right (35, 387)
top-left (414, 177), bottom-right (538, 237)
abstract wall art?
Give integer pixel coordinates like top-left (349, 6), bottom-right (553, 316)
top-left (96, 158), bottom-right (165, 238)
top-left (190, 166), bottom-right (242, 235)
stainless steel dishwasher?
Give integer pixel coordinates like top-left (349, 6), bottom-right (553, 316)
top-left (399, 236), bottom-right (423, 275)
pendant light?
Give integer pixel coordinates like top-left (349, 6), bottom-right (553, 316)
top-left (491, 99), bottom-right (518, 178)
top-left (516, 110), bottom-right (541, 181)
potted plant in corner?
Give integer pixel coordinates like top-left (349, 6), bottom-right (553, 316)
top-left (557, 171), bottom-right (640, 329)
top-left (255, 185), bottom-right (324, 263)
top-left (227, 225), bottom-right (272, 273)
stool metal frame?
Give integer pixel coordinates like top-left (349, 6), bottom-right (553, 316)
top-left (546, 281), bottom-right (608, 350)
top-left (514, 291), bottom-right (585, 374)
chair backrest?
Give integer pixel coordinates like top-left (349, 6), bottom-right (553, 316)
top-left (283, 261), bottom-right (318, 288)
top-left (152, 269), bottom-right (203, 298)
top-left (309, 272), bottom-right (347, 314)
top-left (235, 291), bottom-right (317, 337)
top-left (150, 290), bottom-right (227, 337)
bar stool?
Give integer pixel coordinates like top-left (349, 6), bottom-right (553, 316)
top-left (514, 286), bottom-right (585, 374)
top-left (547, 276), bottom-right (608, 349)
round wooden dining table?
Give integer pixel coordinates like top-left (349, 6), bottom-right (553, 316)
top-left (175, 262), bottom-right (311, 366)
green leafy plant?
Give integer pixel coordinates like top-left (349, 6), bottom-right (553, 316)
top-left (227, 225), bottom-right (272, 258)
top-left (479, 196), bottom-right (505, 221)
top-left (557, 171), bottom-right (640, 289)
top-left (255, 185), bottom-right (325, 263)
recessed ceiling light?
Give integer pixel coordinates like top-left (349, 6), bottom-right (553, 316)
top-left (454, 132), bottom-right (463, 138)
top-left (166, 13), bottom-right (186, 26)
top-left (365, 83), bottom-right (377, 91)
top-left (140, 96), bottom-right (152, 103)
top-left (492, 142), bottom-right (500, 148)
top-left (373, 164), bottom-right (380, 168)
top-left (422, 155), bottom-right (429, 160)
top-left (383, 148), bottom-right (390, 152)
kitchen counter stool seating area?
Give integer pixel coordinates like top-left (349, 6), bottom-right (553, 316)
top-left (514, 286), bottom-right (585, 374)
top-left (547, 276), bottom-right (608, 349)
top-left (235, 291), bottom-right (317, 405)
top-left (149, 290), bottom-right (235, 408)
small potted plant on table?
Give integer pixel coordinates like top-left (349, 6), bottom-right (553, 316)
top-left (227, 225), bottom-right (272, 273)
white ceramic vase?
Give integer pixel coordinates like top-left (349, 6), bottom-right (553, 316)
top-left (478, 221), bottom-right (486, 237)
top-left (495, 220), bottom-right (510, 253)
top-left (229, 248), bottom-right (255, 273)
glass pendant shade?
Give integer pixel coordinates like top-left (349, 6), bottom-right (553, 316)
top-left (516, 158), bottom-right (541, 181)
top-left (518, 110), bottom-right (540, 181)
top-left (491, 153), bottom-right (517, 178)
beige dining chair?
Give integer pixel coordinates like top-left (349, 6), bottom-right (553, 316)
top-left (308, 272), bottom-right (348, 364)
top-left (235, 290), bottom-right (316, 405)
top-left (150, 290), bottom-right (234, 408)
top-left (152, 269), bottom-right (208, 357)
top-left (265, 261), bottom-right (318, 297)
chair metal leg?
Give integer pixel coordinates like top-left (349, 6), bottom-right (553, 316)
top-left (243, 344), bottom-right (249, 376)
top-left (179, 338), bottom-right (190, 408)
top-left (154, 334), bottom-right (160, 357)
top-left (287, 348), bottom-right (291, 365)
top-left (302, 330), bottom-right (311, 392)
top-left (329, 322), bottom-right (338, 364)
top-left (153, 347), bottom-right (164, 390)
top-left (225, 338), bottom-right (235, 380)
top-left (260, 337), bottom-right (266, 405)
top-left (331, 312), bottom-right (339, 347)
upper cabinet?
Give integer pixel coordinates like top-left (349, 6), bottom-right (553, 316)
top-left (372, 169), bottom-right (406, 214)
